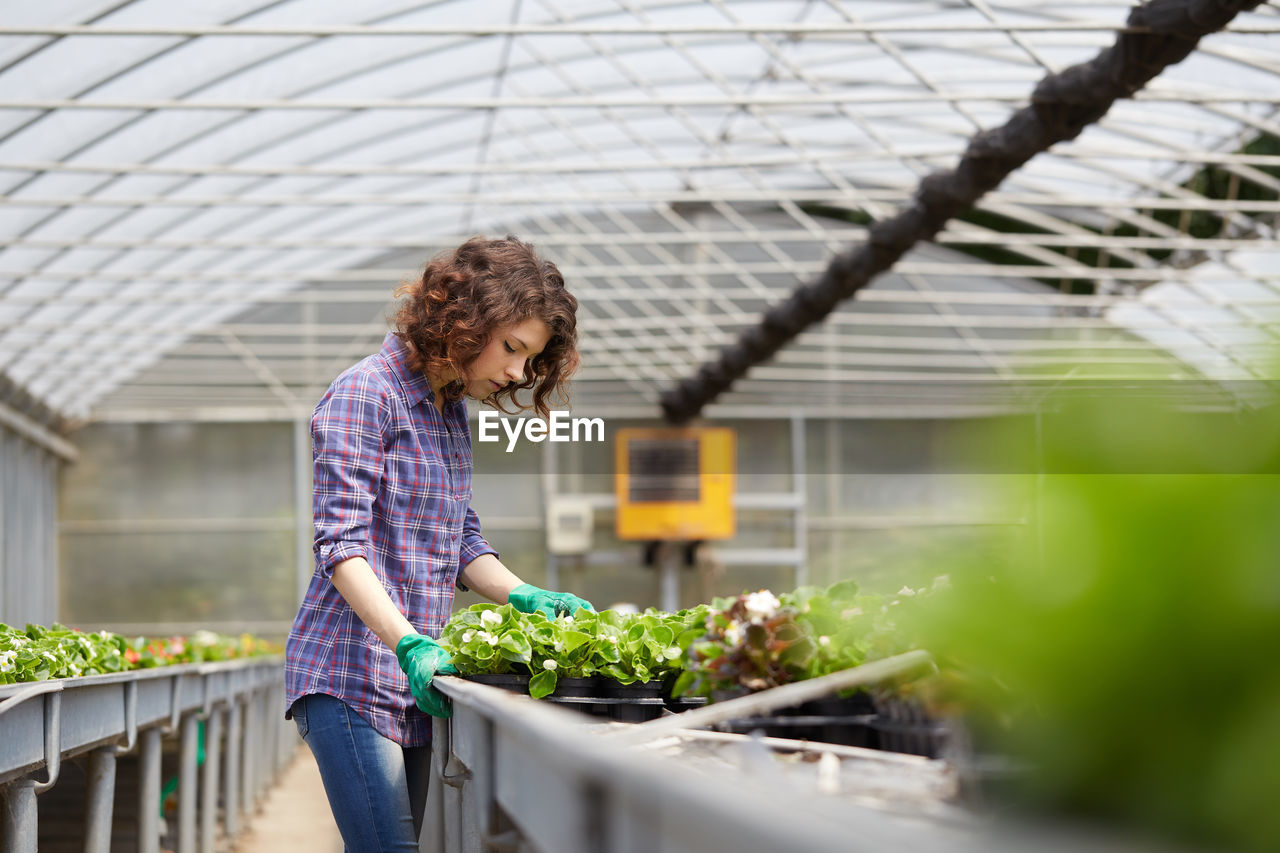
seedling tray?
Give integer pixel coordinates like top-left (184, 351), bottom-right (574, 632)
top-left (711, 713), bottom-right (880, 749)
top-left (459, 673), bottom-right (676, 723)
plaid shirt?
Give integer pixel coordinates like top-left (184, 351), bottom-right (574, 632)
top-left (285, 332), bottom-right (496, 746)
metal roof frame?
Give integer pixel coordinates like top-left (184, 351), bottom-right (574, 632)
top-left (0, 0), bottom-right (1274, 424)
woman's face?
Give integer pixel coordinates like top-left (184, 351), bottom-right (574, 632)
top-left (460, 316), bottom-right (552, 400)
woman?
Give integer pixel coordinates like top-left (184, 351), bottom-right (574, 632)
top-left (284, 235), bottom-right (593, 851)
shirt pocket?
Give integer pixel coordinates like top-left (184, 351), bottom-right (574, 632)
top-left (384, 438), bottom-right (448, 519)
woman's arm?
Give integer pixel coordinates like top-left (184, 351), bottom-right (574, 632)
top-left (460, 554), bottom-right (594, 618)
top-left (330, 556), bottom-right (416, 650)
top-left (457, 552), bottom-right (524, 604)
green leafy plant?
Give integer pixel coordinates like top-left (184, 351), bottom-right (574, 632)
top-left (908, 390), bottom-right (1280, 853)
top-left (671, 579), bottom-right (938, 700)
top-left (0, 622), bottom-right (279, 685)
top-left (439, 603), bottom-right (709, 699)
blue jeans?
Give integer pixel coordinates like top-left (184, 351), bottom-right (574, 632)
top-left (291, 693), bottom-right (431, 853)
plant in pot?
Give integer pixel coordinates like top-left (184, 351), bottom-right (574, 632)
top-left (439, 603), bottom-right (708, 700)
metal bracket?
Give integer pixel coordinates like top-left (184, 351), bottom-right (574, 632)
top-left (441, 763), bottom-right (472, 788)
top-left (435, 712), bottom-right (472, 788)
top-left (113, 680), bottom-right (138, 754)
top-left (480, 829), bottom-right (522, 852)
top-left (165, 674), bottom-right (183, 733)
top-left (32, 692), bottom-right (62, 794)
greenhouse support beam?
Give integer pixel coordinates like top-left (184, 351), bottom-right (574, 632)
top-left (3, 22), bottom-right (1273, 36)
top-left (0, 89), bottom-right (1254, 110)
top-left (294, 418), bottom-right (314, 609)
top-left (200, 708), bottom-right (220, 853)
top-left (178, 714), bottom-right (199, 853)
top-left (3, 225), bottom-right (1275, 253)
top-left (659, 0), bottom-right (1267, 424)
top-left (138, 728), bottom-right (161, 853)
top-left (83, 748), bottom-right (116, 853)
top-left (240, 694), bottom-right (257, 823)
top-left (223, 703), bottom-right (241, 840)
top-left (0, 780), bottom-right (36, 853)
top-left (0, 402), bottom-right (76, 462)
top-left (6, 189), bottom-right (1280, 211)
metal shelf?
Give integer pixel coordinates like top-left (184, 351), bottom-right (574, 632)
top-left (0, 657), bottom-right (291, 853)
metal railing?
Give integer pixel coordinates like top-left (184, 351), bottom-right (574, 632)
top-left (427, 672), bottom-right (1167, 853)
top-left (425, 674), bottom-right (972, 853)
top-left (0, 656), bottom-right (292, 853)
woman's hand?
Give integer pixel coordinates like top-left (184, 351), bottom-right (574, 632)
top-left (395, 633), bottom-right (457, 718)
top-left (508, 583), bottom-right (594, 619)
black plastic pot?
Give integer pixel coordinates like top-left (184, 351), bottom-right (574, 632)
top-left (459, 672), bottom-right (530, 693)
top-left (606, 700), bottom-right (666, 723)
top-left (703, 688), bottom-right (879, 748)
top-left (460, 672), bottom-right (686, 724)
top-left (549, 676), bottom-right (597, 698)
top-left (663, 695), bottom-right (708, 713)
top-left (869, 695), bottom-right (950, 758)
top-left (596, 678), bottom-right (663, 699)
top-left (787, 691), bottom-right (875, 718)
top-left (711, 714), bottom-right (879, 749)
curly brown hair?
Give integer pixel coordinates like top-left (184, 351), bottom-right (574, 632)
top-left (392, 235), bottom-right (579, 419)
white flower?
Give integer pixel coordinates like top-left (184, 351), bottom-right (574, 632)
top-left (818, 636), bottom-right (831, 647)
top-left (607, 636), bottom-right (619, 645)
top-left (461, 630), bottom-right (475, 643)
top-left (475, 631), bottom-right (497, 646)
top-left (743, 590), bottom-right (781, 620)
top-left (559, 614), bottom-right (573, 624)
top-left (542, 659), bottom-right (558, 671)
top-left (897, 586), bottom-right (916, 597)
top-left (480, 610), bottom-right (502, 627)
top-left (0, 649), bottom-right (15, 672)
top-left (723, 620), bottom-right (744, 646)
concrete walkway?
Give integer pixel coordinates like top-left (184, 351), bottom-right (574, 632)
top-left (232, 745), bottom-right (343, 853)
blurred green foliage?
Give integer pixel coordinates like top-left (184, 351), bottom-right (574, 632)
top-left (911, 384), bottom-right (1280, 851)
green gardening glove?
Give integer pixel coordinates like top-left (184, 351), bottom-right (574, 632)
top-left (508, 583), bottom-right (595, 620)
top-left (395, 633), bottom-right (458, 718)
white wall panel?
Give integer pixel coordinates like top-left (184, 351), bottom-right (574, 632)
top-left (0, 423), bottom-right (60, 625)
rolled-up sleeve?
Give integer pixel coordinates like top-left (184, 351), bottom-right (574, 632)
top-left (311, 371), bottom-right (389, 578)
top-left (458, 504), bottom-right (498, 574)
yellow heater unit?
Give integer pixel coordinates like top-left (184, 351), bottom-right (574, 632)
top-left (614, 428), bottom-right (735, 541)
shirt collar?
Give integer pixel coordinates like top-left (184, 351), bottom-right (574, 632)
top-left (380, 332), bottom-right (436, 408)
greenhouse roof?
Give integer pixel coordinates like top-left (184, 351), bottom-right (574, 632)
top-left (0, 0), bottom-right (1277, 425)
